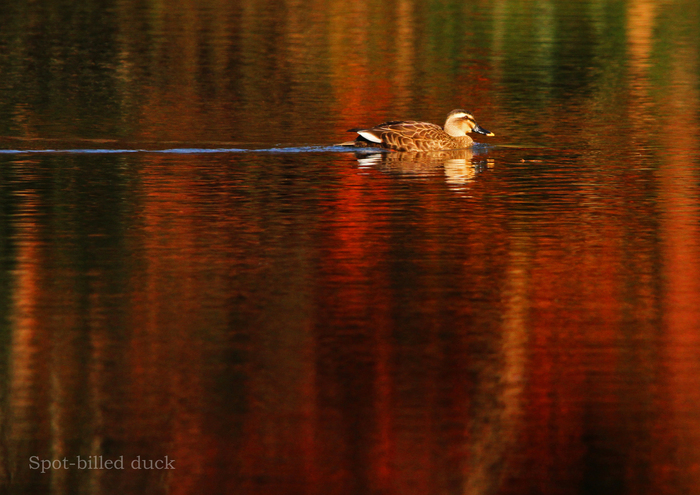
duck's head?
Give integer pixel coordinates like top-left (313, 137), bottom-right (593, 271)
top-left (445, 109), bottom-right (495, 137)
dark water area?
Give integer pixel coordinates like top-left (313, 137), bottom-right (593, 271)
top-left (1, 1), bottom-right (700, 494)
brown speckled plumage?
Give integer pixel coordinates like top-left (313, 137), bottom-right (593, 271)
top-left (345, 109), bottom-right (494, 152)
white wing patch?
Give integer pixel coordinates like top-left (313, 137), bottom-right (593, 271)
top-left (358, 131), bottom-right (382, 143)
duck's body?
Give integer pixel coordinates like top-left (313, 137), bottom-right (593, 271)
top-left (345, 109), bottom-right (494, 152)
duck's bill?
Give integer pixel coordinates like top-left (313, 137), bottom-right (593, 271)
top-left (472, 124), bottom-right (495, 137)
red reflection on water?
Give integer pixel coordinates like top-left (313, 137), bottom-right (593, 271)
top-left (656, 45), bottom-right (700, 495)
top-left (5, 2), bottom-right (700, 495)
top-left (312, 160), bottom-right (394, 495)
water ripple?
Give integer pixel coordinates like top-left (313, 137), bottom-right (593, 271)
top-left (0, 146), bottom-right (359, 155)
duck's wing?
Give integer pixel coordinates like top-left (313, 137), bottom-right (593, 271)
top-left (351, 121), bottom-right (451, 151)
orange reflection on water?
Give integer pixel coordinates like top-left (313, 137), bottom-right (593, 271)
top-left (8, 162), bottom-right (51, 489)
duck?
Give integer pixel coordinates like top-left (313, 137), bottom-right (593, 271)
top-left (343, 109), bottom-right (494, 152)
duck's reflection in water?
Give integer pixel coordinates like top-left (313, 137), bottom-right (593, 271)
top-left (354, 149), bottom-right (494, 189)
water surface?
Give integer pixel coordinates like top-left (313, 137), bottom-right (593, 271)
top-left (1, 1), bottom-right (700, 494)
